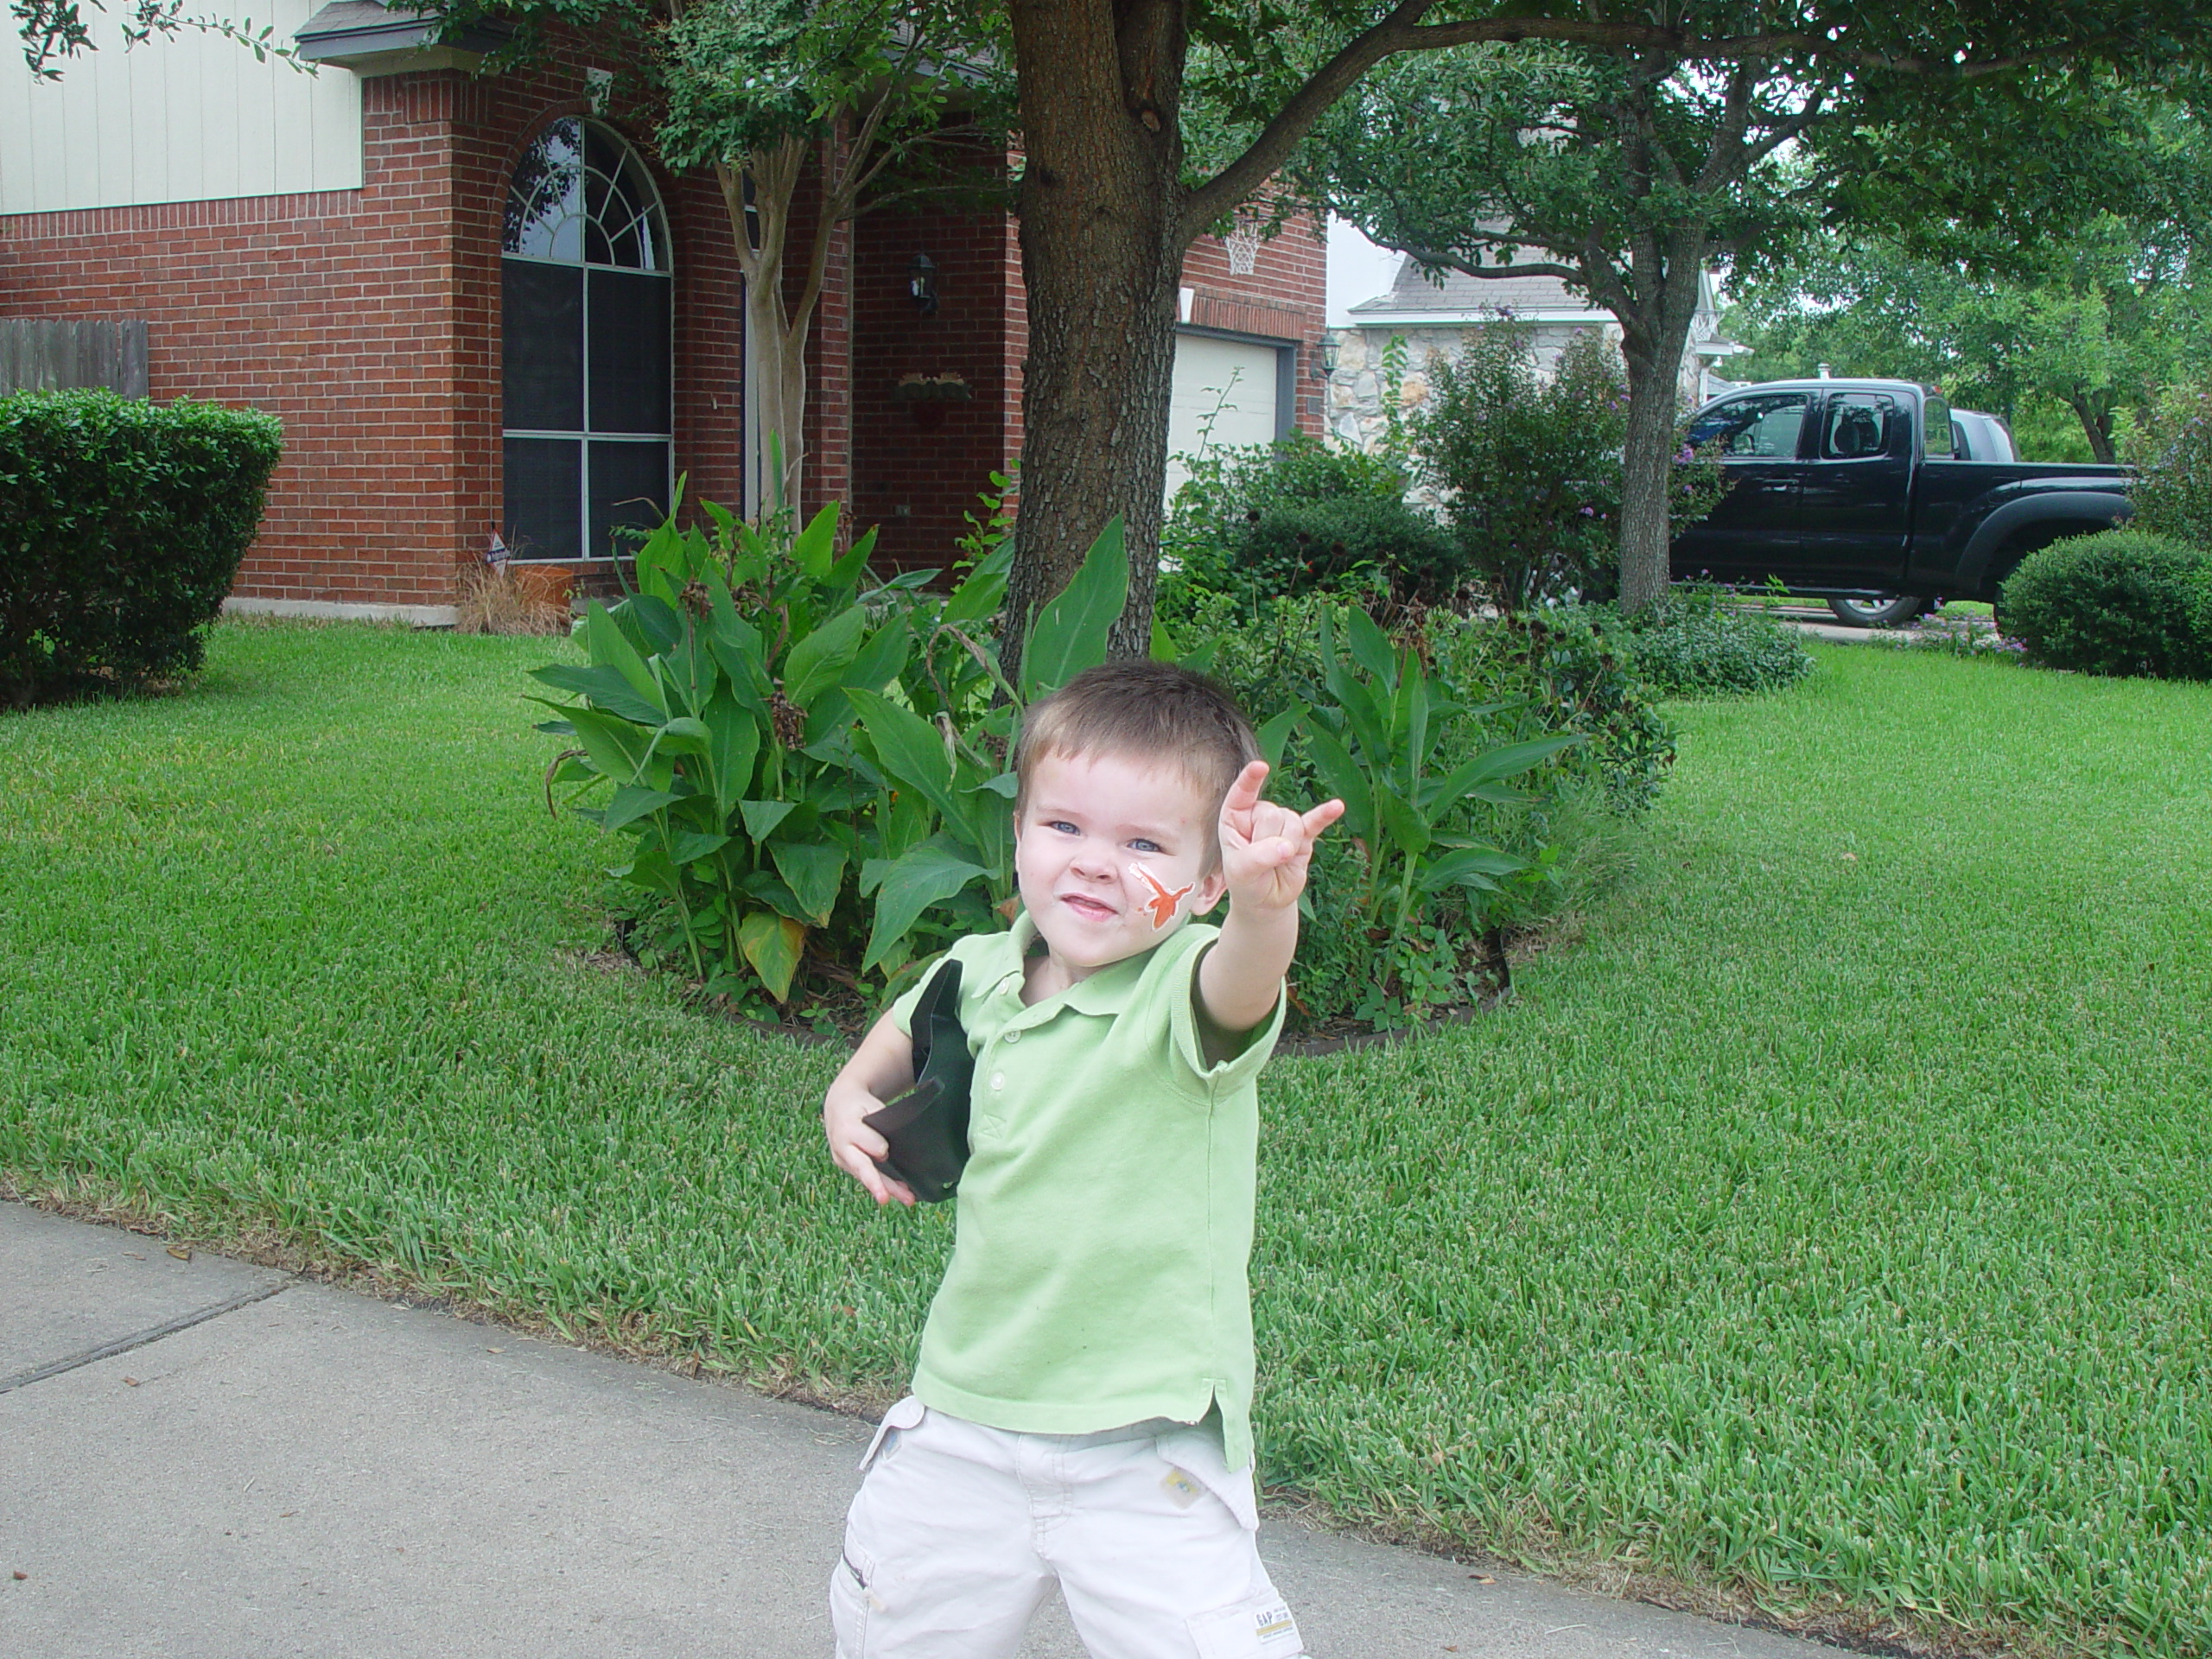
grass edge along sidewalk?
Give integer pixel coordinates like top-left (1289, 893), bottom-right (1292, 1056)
top-left (2, 620), bottom-right (2208, 1659)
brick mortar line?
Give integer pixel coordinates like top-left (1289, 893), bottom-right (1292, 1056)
top-left (0, 1276), bottom-right (293, 1395)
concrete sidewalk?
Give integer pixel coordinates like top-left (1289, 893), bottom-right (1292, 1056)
top-left (2, 1200), bottom-right (1834, 1658)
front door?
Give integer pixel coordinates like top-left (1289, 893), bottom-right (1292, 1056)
top-left (1672, 389), bottom-right (1813, 583)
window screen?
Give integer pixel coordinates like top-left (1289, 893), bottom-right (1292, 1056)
top-left (502, 262), bottom-right (583, 432)
top-left (589, 442), bottom-right (672, 560)
top-left (502, 439), bottom-right (582, 561)
top-left (588, 270), bottom-right (672, 435)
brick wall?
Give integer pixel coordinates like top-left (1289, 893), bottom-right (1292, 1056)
top-left (1179, 209), bottom-right (1331, 438)
top-left (850, 187), bottom-right (1021, 571)
top-left (0, 49), bottom-right (747, 611)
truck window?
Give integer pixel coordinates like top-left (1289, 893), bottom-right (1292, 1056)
top-left (1687, 391), bottom-right (1809, 459)
top-left (1923, 396), bottom-right (1955, 457)
top-left (1819, 392), bottom-right (1901, 460)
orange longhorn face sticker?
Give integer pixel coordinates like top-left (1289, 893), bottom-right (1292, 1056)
top-left (1134, 865), bottom-right (1194, 931)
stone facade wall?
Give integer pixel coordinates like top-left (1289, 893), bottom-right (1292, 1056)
top-left (1326, 320), bottom-right (1719, 459)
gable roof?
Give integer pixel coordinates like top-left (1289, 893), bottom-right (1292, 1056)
top-left (1344, 254), bottom-right (1726, 334)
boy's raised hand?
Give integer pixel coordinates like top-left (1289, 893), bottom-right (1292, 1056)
top-left (1217, 760), bottom-right (1344, 912)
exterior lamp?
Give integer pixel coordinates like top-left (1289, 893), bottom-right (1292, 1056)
top-left (1314, 334), bottom-right (1340, 378)
top-left (908, 254), bottom-right (939, 316)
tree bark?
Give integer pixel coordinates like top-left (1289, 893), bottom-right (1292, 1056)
top-left (1001, 0), bottom-right (1192, 678)
top-left (2063, 391), bottom-right (2119, 464)
top-left (1611, 231), bottom-right (1709, 614)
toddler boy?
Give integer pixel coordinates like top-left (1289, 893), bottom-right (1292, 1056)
top-left (822, 659), bottom-right (1342, 1658)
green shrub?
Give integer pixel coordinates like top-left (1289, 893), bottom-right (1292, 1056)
top-left (2129, 386), bottom-right (2212, 548)
top-left (1567, 588), bottom-right (1816, 698)
top-left (1998, 529), bottom-right (2212, 681)
top-left (1413, 330), bottom-right (1730, 610)
top-left (1178, 590), bottom-right (1676, 1029)
top-left (0, 390), bottom-right (283, 704)
top-left (1160, 432), bottom-right (1458, 613)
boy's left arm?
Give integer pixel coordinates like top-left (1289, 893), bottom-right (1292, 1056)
top-left (1197, 760), bottom-right (1344, 1034)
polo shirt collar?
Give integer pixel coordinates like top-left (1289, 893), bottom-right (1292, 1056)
top-left (995, 911), bottom-right (1180, 1020)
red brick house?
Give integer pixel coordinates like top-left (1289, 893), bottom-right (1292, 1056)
top-left (0, 4), bottom-right (1326, 620)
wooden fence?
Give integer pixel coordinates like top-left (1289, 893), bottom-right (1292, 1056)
top-left (0, 318), bottom-right (149, 398)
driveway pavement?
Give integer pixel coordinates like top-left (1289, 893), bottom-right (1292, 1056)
top-left (2, 1199), bottom-right (1839, 1659)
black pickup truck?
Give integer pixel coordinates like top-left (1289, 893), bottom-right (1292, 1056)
top-left (1672, 378), bottom-right (2132, 626)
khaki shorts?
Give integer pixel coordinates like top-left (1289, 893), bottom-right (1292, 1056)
top-left (831, 1397), bottom-right (1305, 1658)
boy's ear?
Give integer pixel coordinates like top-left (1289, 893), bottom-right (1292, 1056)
top-left (1192, 865), bottom-right (1229, 916)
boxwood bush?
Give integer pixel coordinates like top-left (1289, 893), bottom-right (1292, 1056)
top-left (1, 390), bottom-right (283, 704)
top-left (1998, 529), bottom-right (2212, 681)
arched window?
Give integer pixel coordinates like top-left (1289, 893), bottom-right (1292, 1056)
top-left (500, 118), bottom-right (673, 562)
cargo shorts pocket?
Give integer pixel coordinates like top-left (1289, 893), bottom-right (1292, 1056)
top-left (1187, 1592), bottom-right (1306, 1658)
top-left (857, 1394), bottom-right (927, 1472)
top-left (828, 1551), bottom-right (873, 1656)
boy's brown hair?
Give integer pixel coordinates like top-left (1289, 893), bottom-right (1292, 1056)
top-left (1014, 661), bottom-right (1261, 867)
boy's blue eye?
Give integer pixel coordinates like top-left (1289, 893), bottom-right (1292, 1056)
top-left (1048, 820), bottom-right (1078, 836)
top-left (1128, 838), bottom-right (1162, 854)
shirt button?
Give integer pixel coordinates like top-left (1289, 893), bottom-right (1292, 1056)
top-left (1004, 1029), bottom-right (1022, 1046)
top-left (990, 1072), bottom-right (1006, 1091)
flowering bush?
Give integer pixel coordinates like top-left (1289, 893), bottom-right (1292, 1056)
top-left (2130, 386), bottom-right (2212, 548)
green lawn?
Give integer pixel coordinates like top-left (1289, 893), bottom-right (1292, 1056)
top-left (3, 622), bottom-right (2208, 1656)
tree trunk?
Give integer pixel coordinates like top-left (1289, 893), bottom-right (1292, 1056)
top-left (2064, 391), bottom-right (2118, 465)
top-left (1611, 233), bottom-right (1708, 614)
top-left (1002, 0), bottom-right (1192, 679)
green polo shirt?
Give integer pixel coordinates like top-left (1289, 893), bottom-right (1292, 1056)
top-left (888, 912), bottom-right (1284, 1471)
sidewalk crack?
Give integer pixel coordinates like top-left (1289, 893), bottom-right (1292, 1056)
top-left (0, 1276), bottom-right (293, 1395)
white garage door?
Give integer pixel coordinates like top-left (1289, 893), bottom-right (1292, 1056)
top-left (1166, 333), bottom-right (1282, 499)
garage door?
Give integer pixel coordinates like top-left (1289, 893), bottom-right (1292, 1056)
top-left (1166, 333), bottom-right (1283, 499)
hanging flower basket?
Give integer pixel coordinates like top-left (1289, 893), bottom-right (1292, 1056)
top-left (892, 372), bottom-right (974, 404)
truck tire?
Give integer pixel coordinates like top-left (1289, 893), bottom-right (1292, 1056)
top-left (1827, 595), bottom-right (1927, 627)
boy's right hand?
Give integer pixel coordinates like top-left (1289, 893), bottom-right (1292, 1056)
top-left (823, 1074), bottom-right (918, 1208)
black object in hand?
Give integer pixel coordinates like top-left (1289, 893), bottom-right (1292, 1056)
top-left (862, 959), bottom-right (973, 1203)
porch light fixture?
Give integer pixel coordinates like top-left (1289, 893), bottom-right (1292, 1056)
top-left (1313, 334), bottom-right (1340, 378)
top-left (908, 254), bottom-right (939, 317)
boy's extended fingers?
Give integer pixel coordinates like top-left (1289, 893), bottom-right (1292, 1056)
top-left (1302, 798), bottom-right (1346, 838)
top-left (1219, 760), bottom-right (1271, 829)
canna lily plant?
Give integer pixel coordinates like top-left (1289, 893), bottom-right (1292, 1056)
top-left (1299, 606), bottom-right (1584, 940)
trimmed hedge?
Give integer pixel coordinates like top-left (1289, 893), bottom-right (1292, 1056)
top-left (1, 390), bottom-right (283, 703)
top-left (1998, 530), bottom-right (2212, 682)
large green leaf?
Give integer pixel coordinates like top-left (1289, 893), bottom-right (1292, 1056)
top-left (584, 601), bottom-right (656, 702)
top-left (740, 798), bottom-right (797, 842)
top-left (1375, 782), bottom-right (1433, 858)
top-left (791, 501), bottom-right (842, 582)
top-left (1421, 734), bottom-right (1586, 812)
top-left (771, 840), bottom-right (847, 926)
top-left (1019, 517), bottom-right (1128, 700)
top-left (529, 664), bottom-right (667, 728)
top-left (703, 693), bottom-right (761, 816)
top-left (848, 689), bottom-right (964, 826)
top-left (1418, 844), bottom-right (1528, 894)
top-left (668, 829), bottom-right (731, 868)
top-left (1303, 726), bottom-right (1376, 847)
top-left (737, 911), bottom-right (806, 1001)
top-left (1344, 607), bottom-right (1398, 686)
top-left (1256, 702), bottom-right (1305, 773)
top-left (862, 836), bottom-right (989, 974)
top-left (824, 522), bottom-right (880, 589)
top-left (561, 704), bottom-right (653, 784)
top-left (602, 785), bottom-right (680, 833)
top-left (944, 540), bottom-right (1010, 626)
top-left (843, 620), bottom-right (911, 699)
top-left (783, 605), bottom-right (868, 711)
